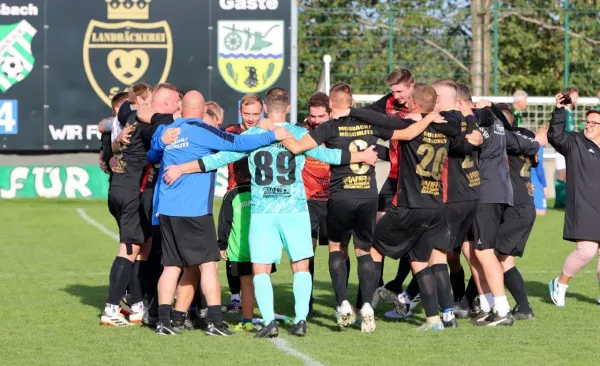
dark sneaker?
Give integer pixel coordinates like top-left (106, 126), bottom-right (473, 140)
top-left (454, 298), bottom-right (471, 319)
top-left (290, 320), bottom-right (307, 337)
top-left (512, 305), bottom-right (534, 320)
top-left (471, 311), bottom-right (491, 326)
top-left (442, 317), bottom-right (458, 328)
top-left (255, 320), bottom-right (279, 338)
top-left (155, 322), bottom-right (179, 335)
top-left (478, 311), bottom-right (515, 326)
top-left (171, 319), bottom-right (186, 333)
top-left (205, 322), bottom-right (233, 336)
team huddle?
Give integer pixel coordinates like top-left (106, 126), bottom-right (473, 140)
top-left (97, 68), bottom-right (548, 337)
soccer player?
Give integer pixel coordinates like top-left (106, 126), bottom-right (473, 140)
top-left (163, 87), bottom-right (378, 337)
top-left (206, 101), bottom-right (224, 126)
top-left (548, 94), bottom-right (600, 307)
top-left (290, 83), bottom-right (445, 332)
top-left (494, 103), bottom-right (537, 320)
top-left (469, 100), bottom-right (539, 326)
top-left (151, 90), bottom-right (291, 336)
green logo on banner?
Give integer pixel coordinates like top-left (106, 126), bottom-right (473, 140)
top-left (0, 20), bottom-right (37, 92)
top-left (0, 166), bottom-right (109, 199)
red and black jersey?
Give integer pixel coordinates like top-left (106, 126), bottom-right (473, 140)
top-left (224, 124), bottom-right (251, 191)
top-left (440, 110), bottom-right (481, 203)
top-left (384, 96), bottom-right (408, 181)
top-left (299, 121), bottom-right (330, 201)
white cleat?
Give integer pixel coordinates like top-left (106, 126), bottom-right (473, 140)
top-left (100, 311), bottom-right (132, 327)
top-left (360, 303), bottom-right (376, 333)
top-left (549, 277), bottom-right (567, 307)
top-left (335, 300), bottom-right (355, 328)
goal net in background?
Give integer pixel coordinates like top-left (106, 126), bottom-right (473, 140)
top-left (353, 95), bottom-right (600, 199)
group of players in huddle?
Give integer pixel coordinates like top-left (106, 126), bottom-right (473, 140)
top-left (96, 67), bottom-right (556, 337)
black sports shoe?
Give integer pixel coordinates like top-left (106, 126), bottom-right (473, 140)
top-left (290, 320), bottom-right (307, 337)
top-left (205, 322), bottom-right (233, 336)
top-left (442, 317), bottom-right (458, 328)
top-left (512, 305), bottom-right (534, 320)
top-left (155, 322), bottom-right (179, 335)
top-left (477, 311), bottom-right (515, 326)
top-left (171, 318), bottom-right (186, 333)
top-left (255, 320), bottom-right (279, 338)
top-left (453, 298), bottom-right (472, 319)
top-left (471, 311), bottom-right (491, 326)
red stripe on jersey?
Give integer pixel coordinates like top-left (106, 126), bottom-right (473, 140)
top-left (385, 96), bottom-right (408, 180)
top-left (225, 124), bottom-right (245, 191)
top-left (392, 148), bottom-right (402, 207)
top-left (140, 164), bottom-right (151, 193)
top-left (441, 157), bottom-right (449, 204)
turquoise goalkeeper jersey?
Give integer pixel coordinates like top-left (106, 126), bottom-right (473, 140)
top-left (202, 122), bottom-right (347, 214)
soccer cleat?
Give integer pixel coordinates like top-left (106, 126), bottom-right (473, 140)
top-left (453, 297), bottom-right (472, 319)
top-left (417, 321), bottom-right (444, 331)
top-left (205, 322), bottom-right (233, 336)
top-left (471, 311), bottom-right (491, 326)
top-left (290, 320), bottom-right (307, 337)
top-left (184, 311), bottom-right (195, 330)
top-left (234, 322), bottom-right (255, 332)
top-left (372, 287), bottom-right (401, 310)
top-left (512, 305), bottom-right (535, 321)
top-left (128, 302), bottom-right (145, 324)
top-left (384, 309), bottom-right (413, 320)
top-left (549, 278), bottom-right (567, 307)
top-left (478, 310), bottom-right (515, 326)
top-left (227, 299), bottom-right (242, 313)
top-left (255, 320), bottom-right (279, 338)
top-left (360, 303), bottom-right (376, 333)
top-left (335, 300), bottom-right (355, 328)
top-left (171, 318), bottom-right (186, 333)
top-left (100, 311), bottom-right (131, 327)
top-left (155, 322), bottom-right (179, 335)
top-left (442, 311), bottom-right (458, 328)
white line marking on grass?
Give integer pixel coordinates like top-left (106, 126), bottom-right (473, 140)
top-left (76, 208), bottom-right (323, 365)
top-left (76, 208), bottom-right (118, 241)
top-left (270, 338), bottom-right (325, 366)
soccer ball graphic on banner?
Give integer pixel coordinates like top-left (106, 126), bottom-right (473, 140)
top-left (1, 56), bottom-right (25, 80)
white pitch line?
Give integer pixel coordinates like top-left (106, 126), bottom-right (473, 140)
top-left (76, 208), bottom-right (118, 241)
top-left (75, 208), bottom-right (325, 365)
top-left (270, 338), bottom-right (325, 366)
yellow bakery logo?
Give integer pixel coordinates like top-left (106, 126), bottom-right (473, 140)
top-left (83, 0), bottom-right (172, 106)
top-left (218, 20), bottom-right (284, 93)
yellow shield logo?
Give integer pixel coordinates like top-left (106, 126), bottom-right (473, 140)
top-left (83, 20), bottom-right (173, 106)
top-left (218, 20), bottom-right (284, 94)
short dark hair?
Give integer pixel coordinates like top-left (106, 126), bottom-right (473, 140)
top-left (308, 92), bottom-right (331, 113)
top-left (456, 83), bottom-right (472, 102)
top-left (385, 69), bottom-right (414, 87)
top-left (564, 87), bottom-right (579, 94)
top-left (265, 86), bottom-right (289, 113)
top-left (111, 92), bottom-right (128, 111)
top-left (585, 110), bottom-right (600, 118)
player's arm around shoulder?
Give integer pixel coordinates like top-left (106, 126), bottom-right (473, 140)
top-left (281, 123), bottom-right (320, 155)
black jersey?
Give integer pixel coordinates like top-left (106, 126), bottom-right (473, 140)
top-left (141, 113), bottom-right (175, 191)
top-left (509, 127), bottom-right (537, 206)
top-left (309, 116), bottom-right (394, 199)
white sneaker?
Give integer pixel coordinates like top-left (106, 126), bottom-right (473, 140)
top-left (100, 311), bottom-right (132, 327)
top-left (335, 300), bottom-right (355, 328)
top-left (360, 303), bottom-right (376, 333)
top-left (549, 277), bottom-right (567, 307)
top-left (128, 302), bottom-right (145, 324)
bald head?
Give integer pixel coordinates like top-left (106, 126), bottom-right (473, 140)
top-left (182, 90), bottom-right (206, 120)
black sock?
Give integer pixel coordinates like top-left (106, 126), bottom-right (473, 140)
top-left (431, 263), bottom-right (454, 312)
top-left (378, 257), bottom-right (385, 287)
top-left (128, 260), bottom-right (143, 304)
top-left (385, 256), bottom-right (412, 293)
top-left (309, 258), bottom-right (315, 311)
top-left (138, 260), bottom-right (149, 298)
top-left (106, 256), bottom-right (133, 305)
top-left (413, 267), bottom-right (439, 317)
top-left (465, 276), bottom-right (478, 306)
top-left (329, 251), bottom-right (348, 307)
top-left (357, 255), bottom-right (378, 306)
top-left (158, 304), bottom-right (171, 325)
top-left (450, 266), bottom-right (465, 302)
top-left (226, 260), bottom-right (241, 295)
top-left (345, 257), bottom-right (351, 288)
top-left (504, 267), bottom-right (531, 312)
top-left (405, 277), bottom-right (420, 299)
top-left (207, 305), bottom-right (223, 327)
top-left (192, 283), bottom-right (202, 310)
top-left (171, 309), bottom-right (186, 322)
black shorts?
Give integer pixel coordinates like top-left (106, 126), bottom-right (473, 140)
top-left (473, 203), bottom-right (509, 250)
top-left (378, 178), bottom-right (397, 212)
top-left (444, 200), bottom-right (479, 252)
top-left (497, 205), bottom-right (536, 257)
top-left (327, 198), bottom-right (378, 250)
top-left (159, 215), bottom-right (220, 267)
top-left (228, 261), bottom-right (277, 277)
top-left (108, 186), bottom-right (145, 245)
top-left (308, 200), bottom-right (351, 247)
top-left (373, 206), bottom-right (445, 262)
top-left (139, 189), bottom-right (153, 241)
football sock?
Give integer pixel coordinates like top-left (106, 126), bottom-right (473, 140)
top-left (329, 251), bottom-right (348, 307)
top-left (293, 272), bottom-right (312, 323)
top-left (431, 263), bottom-right (454, 312)
top-left (106, 256), bottom-right (133, 306)
top-left (504, 267), bottom-right (531, 312)
top-left (158, 304), bottom-right (171, 325)
top-left (207, 305), bottom-right (224, 327)
top-left (345, 257), bottom-right (351, 287)
top-left (494, 296), bottom-right (510, 317)
top-left (479, 293), bottom-right (492, 313)
top-left (226, 260), bottom-right (241, 295)
top-left (413, 267), bottom-right (439, 317)
top-left (171, 309), bottom-right (186, 322)
top-left (384, 255), bottom-right (411, 294)
top-left (405, 277), bottom-right (420, 300)
top-left (450, 266), bottom-right (466, 302)
top-left (308, 257), bottom-right (315, 311)
top-left (378, 257), bottom-right (385, 287)
top-left (465, 276), bottom-right (478, 306)
top-left (128, 260), bottom-right (143, 305)
top-left (253, 273), bottom-right (275, 324)
top-left (357, 254), bottom-right (377, 306)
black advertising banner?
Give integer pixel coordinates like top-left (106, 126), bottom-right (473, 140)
top-left (0, 0), bottom-right (294, 151)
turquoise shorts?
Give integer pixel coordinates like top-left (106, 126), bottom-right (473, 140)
top-left (249, 212), bottom-right (314, 264)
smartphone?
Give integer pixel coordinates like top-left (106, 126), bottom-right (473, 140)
top-left (562, 93), bottom-right (572, 105)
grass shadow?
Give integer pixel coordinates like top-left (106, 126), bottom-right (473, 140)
top-left (62, 284), bottom-right (108, 313)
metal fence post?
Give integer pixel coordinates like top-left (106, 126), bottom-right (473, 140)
top-left (492, 0), bottom-right (499, 96)
top-left (564, 0), bottom-right (570, 89)
top-left (388, 0), bottom-right (393, 74)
